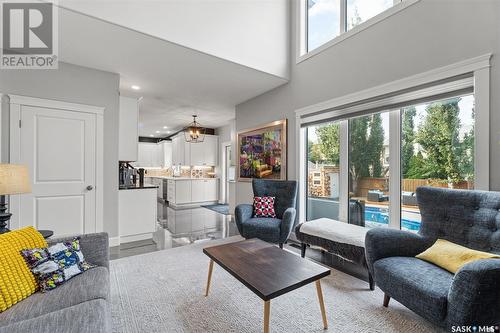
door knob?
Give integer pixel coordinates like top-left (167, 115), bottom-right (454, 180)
top-left (86, 185), bottom-right (94, 191)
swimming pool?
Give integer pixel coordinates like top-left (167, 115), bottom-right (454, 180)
top-left (365, 206), bottom-right (421, 231)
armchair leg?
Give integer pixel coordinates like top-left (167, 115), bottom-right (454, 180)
top-left (279, 243), bottom-right (283, 249)
top-left (300, 243), bottom-right (307, 258)
top-left (368, 272), bottom-right (375, 291)
top-left (383, 294), bottom-right (390, 307)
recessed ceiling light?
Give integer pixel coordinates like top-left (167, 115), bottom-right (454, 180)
top-left (155, 130), bottom-right (160, 133)
top-left (163, 126), bottom-right (168, 129)
top-left (166, 131), bottom-right (171, 134)
top-left (149, 134), bottom-right (154, 137)
top-left (131, 85), bottom-right (141, 90)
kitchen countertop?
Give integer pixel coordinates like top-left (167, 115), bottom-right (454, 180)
top-left (119, 184), bottom-right (159, 190)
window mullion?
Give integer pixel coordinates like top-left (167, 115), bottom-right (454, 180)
top-left (388, 110), bottom-right (401, 229)
top-left (340, 0), bottom-right (347, 33)
top-left (339, 120), bottom-right (349, 222)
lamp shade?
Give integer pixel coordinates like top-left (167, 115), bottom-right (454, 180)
top-left (0, 164), bottom-right (31, 195)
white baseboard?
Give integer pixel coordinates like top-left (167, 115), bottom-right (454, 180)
top-left (120, 233), bottom-right (154, 244)
top-left (109, 236), bottom-right (120, 247)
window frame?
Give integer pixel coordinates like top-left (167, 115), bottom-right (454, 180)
top-left (296, 54), bottom-right (491, 226)
top-left (297, 0), bottom-right (419, 64)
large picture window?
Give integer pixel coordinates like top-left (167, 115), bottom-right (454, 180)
top-left (306, 122), bottom-right (341, 221)
top-left (304, 94), bottom-right (476, 233)
top-left (400, 94), bottom-right (475, 232)
top-left (305, 0), bottom-right (400, 53)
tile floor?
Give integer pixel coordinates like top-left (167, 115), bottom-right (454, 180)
top-left (110, 202), bottom-right (371, 287)
top-left (110, 203), bottom-right (237, 260)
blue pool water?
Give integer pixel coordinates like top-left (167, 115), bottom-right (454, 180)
top-left (365, 206), bottom-right (421, 231)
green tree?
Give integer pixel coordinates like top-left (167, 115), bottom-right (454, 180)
top-left (315, 123), bottom-right (340, 165)
top-left (367, 114), bottom-right (384, 177)
top-left (416, 98), bottom-right (462, 182)
top-left (401, 106), bottom-right (417, 178)
top-left (349, 117), bottom-right (370, 194)
top-left (308, 141), bottom-right (323, 164)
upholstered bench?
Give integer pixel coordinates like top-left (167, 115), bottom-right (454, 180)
top-left (295, 218), bottom-right (374, 290)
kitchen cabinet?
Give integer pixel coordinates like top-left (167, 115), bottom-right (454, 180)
top-left (172, 179), bottom-right (191, 204)
top-left (202, 136), bottom-right (218, 166)
top-left (118, 96), bottom-right (139, 161)
top-left (191, 179), bottom-right (205, 202)
top-left (134, 142), bottom-right (159, 167)
top-left (167, 178), bottom-right (218, 206)
top-left (171, 134), bottom-right (218, 166)
top-left (162, 141), bottom-right (172, 168)
top-left (172, 136), bottom-right (189, 166)
top-left (192, 179), bottom-right (218, 202)
top-left (133, 142), bottom-right (169, 168)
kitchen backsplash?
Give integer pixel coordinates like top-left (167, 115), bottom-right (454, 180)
top-left (143, 166), bottom-right (215, 178)
top-left (191, 166), bottom-right (216, 178)
top-left (144, 168), bottom-right (172, 177)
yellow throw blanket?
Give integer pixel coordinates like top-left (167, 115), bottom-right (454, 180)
top-left (0, 227), bottom-right (47, 312)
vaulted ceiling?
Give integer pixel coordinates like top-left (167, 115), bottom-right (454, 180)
top-left (56, 1), bottom-right (290, 137)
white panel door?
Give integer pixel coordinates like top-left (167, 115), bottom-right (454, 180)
top-left (19, 106), bottom-right (96, 236)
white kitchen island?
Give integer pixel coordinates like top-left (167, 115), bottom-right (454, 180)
top-left (118, 185), bottom-right (158, 243)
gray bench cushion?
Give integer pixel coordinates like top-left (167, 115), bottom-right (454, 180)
top-left (0, 298), bottom-right (110, 333)
top-left (298, 218), bottom-right (367, 248)
top-left (0, 266), bottom-right (109, 327)
top-left (374, 256), bottom-right (453, 323)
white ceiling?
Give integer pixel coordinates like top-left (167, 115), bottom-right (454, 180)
top-left (59, 0), bottom-right (290, 79)
top-left (57, 7), bottom-right (289, 137)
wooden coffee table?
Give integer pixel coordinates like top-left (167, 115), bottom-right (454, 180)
top-left (203, 238), bottom-right (331, 332)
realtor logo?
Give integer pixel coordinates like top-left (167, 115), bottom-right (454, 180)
top-left (1, 0), bottom-right (58, 69)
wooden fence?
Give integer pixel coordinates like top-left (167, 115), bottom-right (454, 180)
top-left (356, 177), bottom-right (473, 197)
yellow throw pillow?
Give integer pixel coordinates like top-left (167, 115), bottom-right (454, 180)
top-left (0, 227), bottom-right (47, 312)
top-left (416, 238), bottom-right (500, 274)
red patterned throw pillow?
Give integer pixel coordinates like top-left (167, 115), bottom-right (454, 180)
top-left (253, 196), bottom-right (276, 218)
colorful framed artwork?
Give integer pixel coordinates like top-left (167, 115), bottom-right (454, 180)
top-left (237, 119), bottom-right (287, 182)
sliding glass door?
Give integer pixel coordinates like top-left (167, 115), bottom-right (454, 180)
top-left (306, 122), bottom-right (341, 221)
top-left (304, 93), bottom-right (476, 233)
top-left (348, 111), bottom-right (390, 228)
top-left (400, 94), bottom-right (475, 232)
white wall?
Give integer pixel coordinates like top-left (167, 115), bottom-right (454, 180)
top-left (216, 120), bottom-right (236, 209)
top-left (60, 0), bottom-right (290, 79)
top-left (0, 62), bottom-right (120, 238)
top-left (235, 0), bottom-right (500, 206)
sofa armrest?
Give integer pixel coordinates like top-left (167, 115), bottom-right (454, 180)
top-left (447, 259), bottom-right (500, 326)
top-left (279, 207), bottom-right (296, 244)
top-left (365, 228), bottom-right (432, 275)
top-left (48, 232), bottom-right (109, 268)
top-left (235, 204), bottom-right (253, 236)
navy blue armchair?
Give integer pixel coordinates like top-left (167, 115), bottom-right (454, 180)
top-left (235, 179), bottom-right (298, 248)
top-left (365, 187), bottom-right (500, 329)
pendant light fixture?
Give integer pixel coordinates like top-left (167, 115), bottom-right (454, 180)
top-left (184, 115), bottom-right (205, 143)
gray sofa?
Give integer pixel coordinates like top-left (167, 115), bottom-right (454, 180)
top-left (235, 179), bottom-right (297, 248)
top-left (365, 187), bottom-right (500, 329)
top-left (0, 233), bottom-right (111, 333)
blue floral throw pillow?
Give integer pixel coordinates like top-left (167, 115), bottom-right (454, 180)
top-left (21, 237), bottom-right (95, 292)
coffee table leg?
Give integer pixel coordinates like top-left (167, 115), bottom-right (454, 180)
top-left (205, 259), bottom-right (214, 297)
top-left (264, 300), bottom-right (270, 333)
top-left (315, 280), bottom-right (328, 329)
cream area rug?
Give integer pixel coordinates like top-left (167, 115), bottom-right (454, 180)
top-left (110, 236), bottom-right (443, 333)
